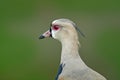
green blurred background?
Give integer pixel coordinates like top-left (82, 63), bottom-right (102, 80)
top-left (0, 0), bottom-right (120, 80)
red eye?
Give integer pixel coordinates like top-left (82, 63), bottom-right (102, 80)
top-left (52, 25), bottom-right (60, 30)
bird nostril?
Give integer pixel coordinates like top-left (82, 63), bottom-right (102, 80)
top-left (46, 32), bottom-right (49, 34)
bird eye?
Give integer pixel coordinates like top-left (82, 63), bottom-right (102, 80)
top-left (52, 25), bottom-right (60, 30)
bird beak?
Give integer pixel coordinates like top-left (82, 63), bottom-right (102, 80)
top-left (39, 29), bottom-right (52, 39)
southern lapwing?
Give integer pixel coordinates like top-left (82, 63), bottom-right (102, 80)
top-left (39, 18), bottom-right (107, 80)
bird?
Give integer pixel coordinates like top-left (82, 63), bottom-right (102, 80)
top-left (39, 18), bottom-right (107, 80)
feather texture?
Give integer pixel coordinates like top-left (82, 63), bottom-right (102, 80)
top-left (39, 18), bottom-right (107, 80)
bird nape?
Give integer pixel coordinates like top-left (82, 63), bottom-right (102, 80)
top-left (39, 18), bottom-right (107, 80)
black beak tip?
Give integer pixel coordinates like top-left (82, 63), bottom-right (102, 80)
top-left (39, 35), bottom-right (45, 39)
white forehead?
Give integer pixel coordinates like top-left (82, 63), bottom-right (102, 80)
top-left (52, 19), bottom-right (76, 26)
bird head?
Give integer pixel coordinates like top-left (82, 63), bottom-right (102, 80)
top-left (39, 18), bottom-right (84, 42)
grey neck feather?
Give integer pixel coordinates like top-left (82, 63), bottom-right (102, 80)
top-left (60, 38), bottom-right (86, 67)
